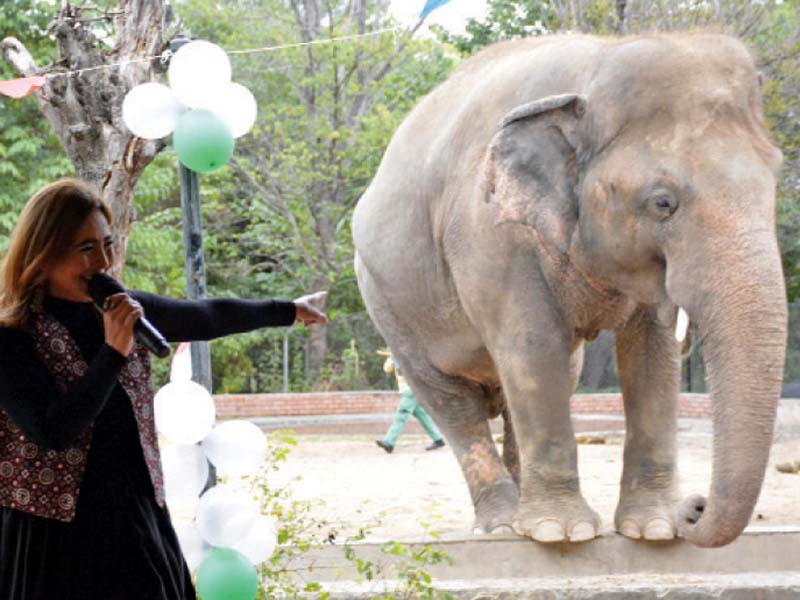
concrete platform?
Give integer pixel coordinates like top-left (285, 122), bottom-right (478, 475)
top-left (318, 572), bottom-right (800, 599)
top-left (290, 528), bottom-right (800, 598)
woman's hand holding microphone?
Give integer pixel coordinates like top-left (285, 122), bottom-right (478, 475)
top-left (101, 293), bottom-right (143, 357)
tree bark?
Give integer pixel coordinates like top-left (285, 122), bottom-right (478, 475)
top-left (2, 1), bottom-right (171, 278)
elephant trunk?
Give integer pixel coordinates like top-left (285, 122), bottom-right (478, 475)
top-left (670, 233), bottom-right (787, 548)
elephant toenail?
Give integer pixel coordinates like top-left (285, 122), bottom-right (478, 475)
top-left (531, 519), bottom-right (566, 542)
top-left (643, 518), bottom-right (674, 540)
top-left (569, 521), bottom-right (596, 542)
top-left (619, 519), bottom-right (641, 539)
top-left (490, 524), bottom-right (515, 535)
top-left (473, 526), bottom-right (485, 535)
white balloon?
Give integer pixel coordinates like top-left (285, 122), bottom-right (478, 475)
top-left (231, 514), bottom-right (277, 565)
top-left (122, 82), bottom-right (184, 139)
top-left (165, 493), bottom-right (199, 522)
top-left (201, 420), bottom-right (267, 477)
top-left (161, 443), bottom-right (209, 505)
top-left (154, 380), bottom-right (216, 445)
top-left (197, 484), bottom-right (258, 547)
top-left (170, 342), bottom-right (192, 382)
top-left (168, 40), bottom-right (232, 109)
top-left (173, 522), bottom-right (211, 572)
top-left (199, 83), bottom-right (257, 138)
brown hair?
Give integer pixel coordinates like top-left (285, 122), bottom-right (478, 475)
top-left (0, 179), bottom-right (112, 328)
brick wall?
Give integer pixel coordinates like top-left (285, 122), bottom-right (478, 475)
top-left (214, 391), bottom-right (712, 419)
top-left (213, 391), bottom-right (399, 417)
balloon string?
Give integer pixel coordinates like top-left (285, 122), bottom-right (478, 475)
top-left (43, 25), bottom-right (405, 80)
top-left (48, 56), bottom-right (156, 78)
top-left (227, 26), bottom-right (402, 55)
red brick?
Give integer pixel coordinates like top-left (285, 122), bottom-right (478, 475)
top-left (213, 392), bottom-right (712, 419)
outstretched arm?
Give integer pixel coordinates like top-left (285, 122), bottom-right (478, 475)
top-left (132, 291), bottom-right (312, 342)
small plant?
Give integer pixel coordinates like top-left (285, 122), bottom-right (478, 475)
top-left (247, 431), bottom-right (454, 599)
top-left (341, 537), bottom-right (455, 600)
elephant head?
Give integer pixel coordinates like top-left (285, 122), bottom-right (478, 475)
top-left (482, 36), bottom-right (787, 547)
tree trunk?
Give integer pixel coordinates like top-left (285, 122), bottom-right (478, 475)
top-left (2, 1), bottom-right (171, 278)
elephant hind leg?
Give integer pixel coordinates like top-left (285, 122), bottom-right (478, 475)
top-left (480, 385), bottom-right (520, 488)
top-left (501, 404), bottom-right (520, 488)
top-left (355, 263), bottom-right (514, 533)
top-left (406, 369), bottom-right (518, 534)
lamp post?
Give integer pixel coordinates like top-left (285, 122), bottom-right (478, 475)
top-left (169, 36), bottom-right (215, 491)
top-left (170, 36), bottom-right (212, 393)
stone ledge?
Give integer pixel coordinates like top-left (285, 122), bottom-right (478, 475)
top-left (290, 528), bottom-right (800, 582)
top-left (315, 571), bottom-right (800, 599)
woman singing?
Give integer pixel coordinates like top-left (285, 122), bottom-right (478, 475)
top-left (0, 178), bottom-right (326, 599)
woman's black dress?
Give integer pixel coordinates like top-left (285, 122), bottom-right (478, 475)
top-left (0, 292), bottom-right (295, 600)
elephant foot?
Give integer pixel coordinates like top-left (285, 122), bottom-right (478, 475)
top-left (513, 497), bottom-right (600, 543)
top-left (615, 493), bottom-right (679, 541)
top-left (472, 478), bottom-right (518, 535)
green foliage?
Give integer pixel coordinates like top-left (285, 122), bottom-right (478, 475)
top-left (126, 151), bottom-right (186, 295)
top-left (317, 338), bottom-right (369, 391)
top-left (435, 0), bottom-right (559, 55)
top-left (249, 430), bottom-right (332, 599)
top-left (0, 1), bottom-right (74, 253)
top-left (333, 526), bottom-right (455, 599)
top-left (757, 0), bottom-right (800, 302)
top-left (337, 526), bottom-right (455, 600)
top-left (786, 303), bottom-right (800, 382)
top-left (371, 541), bottom-right (455, 600)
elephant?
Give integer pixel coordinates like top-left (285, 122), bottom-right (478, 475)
top-left (352, 32), bottom-right (787, 548)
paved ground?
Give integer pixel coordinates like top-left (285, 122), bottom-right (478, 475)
top-left (267, 407), bottom-right (800, 542)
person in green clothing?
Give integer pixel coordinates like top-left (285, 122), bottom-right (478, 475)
top-left (376, 350), bottom-right (445, 453)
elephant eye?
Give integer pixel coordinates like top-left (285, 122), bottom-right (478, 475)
top-left (646, 189), bottom-right (679, 220)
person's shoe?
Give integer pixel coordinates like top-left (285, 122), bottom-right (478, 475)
top-left (425, 439), bottom-right (446, 451)
top-left (376, 440), bottom-right (394, 454)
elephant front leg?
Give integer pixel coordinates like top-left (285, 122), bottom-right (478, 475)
top-left (614, 308), bottom-right (681, 540)
top-left (499, 335), bottom-right (600, 543)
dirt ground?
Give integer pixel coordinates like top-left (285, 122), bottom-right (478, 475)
top-left (269, 415), bottom-right (800, 541)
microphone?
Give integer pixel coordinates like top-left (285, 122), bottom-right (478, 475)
top-left (88, 273), bottom-right (171, 358)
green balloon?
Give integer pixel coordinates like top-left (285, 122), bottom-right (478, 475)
top-left (172, 109), bottom-right (235, 174)
top-left (196, 547), bottom-right (258, 600)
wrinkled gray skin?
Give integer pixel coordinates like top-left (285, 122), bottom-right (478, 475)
top-left (352, 33), bottom-right (787, 548)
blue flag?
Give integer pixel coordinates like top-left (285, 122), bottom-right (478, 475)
top-left (419, 0), bottom-right (453, 19)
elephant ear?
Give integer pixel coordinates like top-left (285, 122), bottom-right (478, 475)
top-left (483, 93), bottom-right (587, 253)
